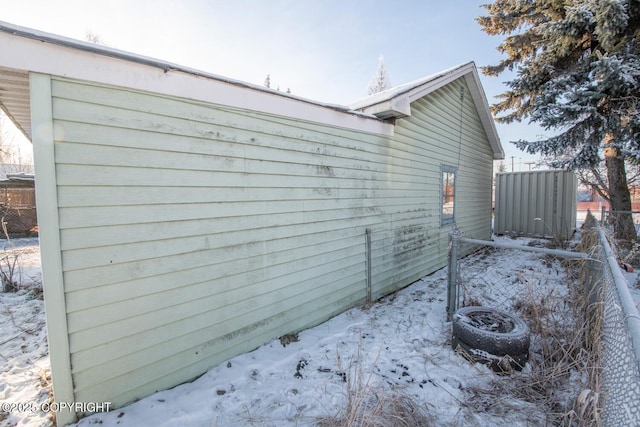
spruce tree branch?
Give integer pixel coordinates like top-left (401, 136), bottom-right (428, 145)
top-left (589, 168), bottom-right (611, 202)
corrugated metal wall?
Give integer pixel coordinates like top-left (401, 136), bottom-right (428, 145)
top-left (494, 170), bottom-right (577, 239)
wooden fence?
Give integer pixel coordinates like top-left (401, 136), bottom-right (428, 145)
top-left (0, 186), bottom-right (38, 236)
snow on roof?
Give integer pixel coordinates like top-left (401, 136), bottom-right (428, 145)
top-left (0, 20), bottom-right (503, 158)
top-left (350, 63), bottom-right (471, 111)
top-left (0, 20), bottom-right (372, 116)
top-left (0, 20), bottom-right (391, 139)
top-left (5, 172), bottom-right (34, 181)
top-left (350, 62), bottom-right (504, 159)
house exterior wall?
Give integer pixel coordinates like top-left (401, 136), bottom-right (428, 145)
top-left (33, 73), bottom-right (494, 416)
top-left (374, 79), bottom-right (493, 290)
top-left (373, 78), bottom-right (494, 294)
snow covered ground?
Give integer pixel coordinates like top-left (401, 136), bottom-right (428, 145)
top-left (622, 262), bottom-right (640, 307)
top-left (0, 231), bottom-right (637, 426)
top-left (0, 238), bottom-right (51, 427)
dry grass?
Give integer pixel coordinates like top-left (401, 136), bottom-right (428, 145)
top-left (462, 228), bottom-right (605, 426)
top-left (37, 366), bottom-right (56, 425)
top-left (321, 227), bottom-right (608, 426)
top-left (317, 389), bottom-right (433, 427)
top-left (317, 346), bottom-right (434, 427)
top-left (0, 250), bottom-right (20, 292)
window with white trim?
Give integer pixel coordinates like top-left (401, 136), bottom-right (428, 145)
top-left (441, 165), bottom-right (456, 225)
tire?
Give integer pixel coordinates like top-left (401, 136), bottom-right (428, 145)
top-left (452, 337), bottom-right (528, 372)
top-left (452, 306), bottom-right (530, 371)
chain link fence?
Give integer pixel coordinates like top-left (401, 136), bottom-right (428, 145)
top-left (603, 210), bottom-right (640, 238)
top-left (447, 215), bottom-right (640, 426)
top-left (582, 213), bottom-right (640, 426)
top-left (0, 187), bottom-right (37, 237)
top-left (446, 235), bottom-right (587, 321)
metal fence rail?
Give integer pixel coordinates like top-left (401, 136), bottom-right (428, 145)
top-left (583, 212), bottom-right (640, 426)
top-left (446, 233), bottom-right (587, 321)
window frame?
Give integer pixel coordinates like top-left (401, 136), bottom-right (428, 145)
top-left (441, 165), bottom-right (457, 226)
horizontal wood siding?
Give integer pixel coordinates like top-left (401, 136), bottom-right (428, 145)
top-left (51, 77), bottom-right (383, 406)
top-left (370, 79), bottom-right (494, 297)
top-left (50, 75), bottom-right (494, 407)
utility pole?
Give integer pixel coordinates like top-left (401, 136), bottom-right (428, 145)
top-left (510, 156), bottom-right (514, 172)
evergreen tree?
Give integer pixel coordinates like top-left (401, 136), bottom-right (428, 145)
top-left (367, 55), bottom-right (392, 95)
top-left (478, 0), bottom-right (640, 240)
top-left (84, 29), bottom-right (105, 45)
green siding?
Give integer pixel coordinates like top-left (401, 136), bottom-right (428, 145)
top-left (371, 79), bottom-right (494, 297)
top-left (30, 73), bottom-right (76, 427)
top-left (48, 75), bottom-right (494, 408)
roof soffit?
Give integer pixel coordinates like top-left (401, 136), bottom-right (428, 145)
top-left (0, 21), bottom-right (394, 138)
top-left (351, 62), bottom-right (504, 160)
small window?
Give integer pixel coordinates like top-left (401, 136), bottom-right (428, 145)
top-left (441, 165), bottom-right (456, 225)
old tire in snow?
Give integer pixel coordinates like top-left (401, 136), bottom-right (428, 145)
top-left (452, 338), bottom-right (529, 372)
top-left (452, 306), bottom-right (530, 372)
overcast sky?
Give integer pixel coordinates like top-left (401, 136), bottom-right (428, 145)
top-left (3, 0), bottom-right (544, 169)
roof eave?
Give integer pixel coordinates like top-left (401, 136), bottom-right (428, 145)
top-left (462, 71), bottom-right (504, 160)
top-left (352, 62), bottom-right (504, 160)
top-left (357, 96), bottom-right (412, 120)
top-left (0, 21), bottom-right (396, 138)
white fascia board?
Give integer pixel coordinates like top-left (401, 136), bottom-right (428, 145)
top-left (358, 95), bottom-right (412, 119)
top-left (462, 71), bottom-right (504, 160)
top-left (353, 62), bottom-right (504, 160)
top-left (404, 62), bottom-right (473, 104)
top-left (406, 63), bottom-right (503, 160)
top-left (0, 30), bottom-right (394, 137)
top-left (354, 63), bottom-right (473, 120)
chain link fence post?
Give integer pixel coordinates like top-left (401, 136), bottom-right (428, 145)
top-left (365, 228), bottom-right (372, 303)
top-left (447, 230), bottom-right (460, 321)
